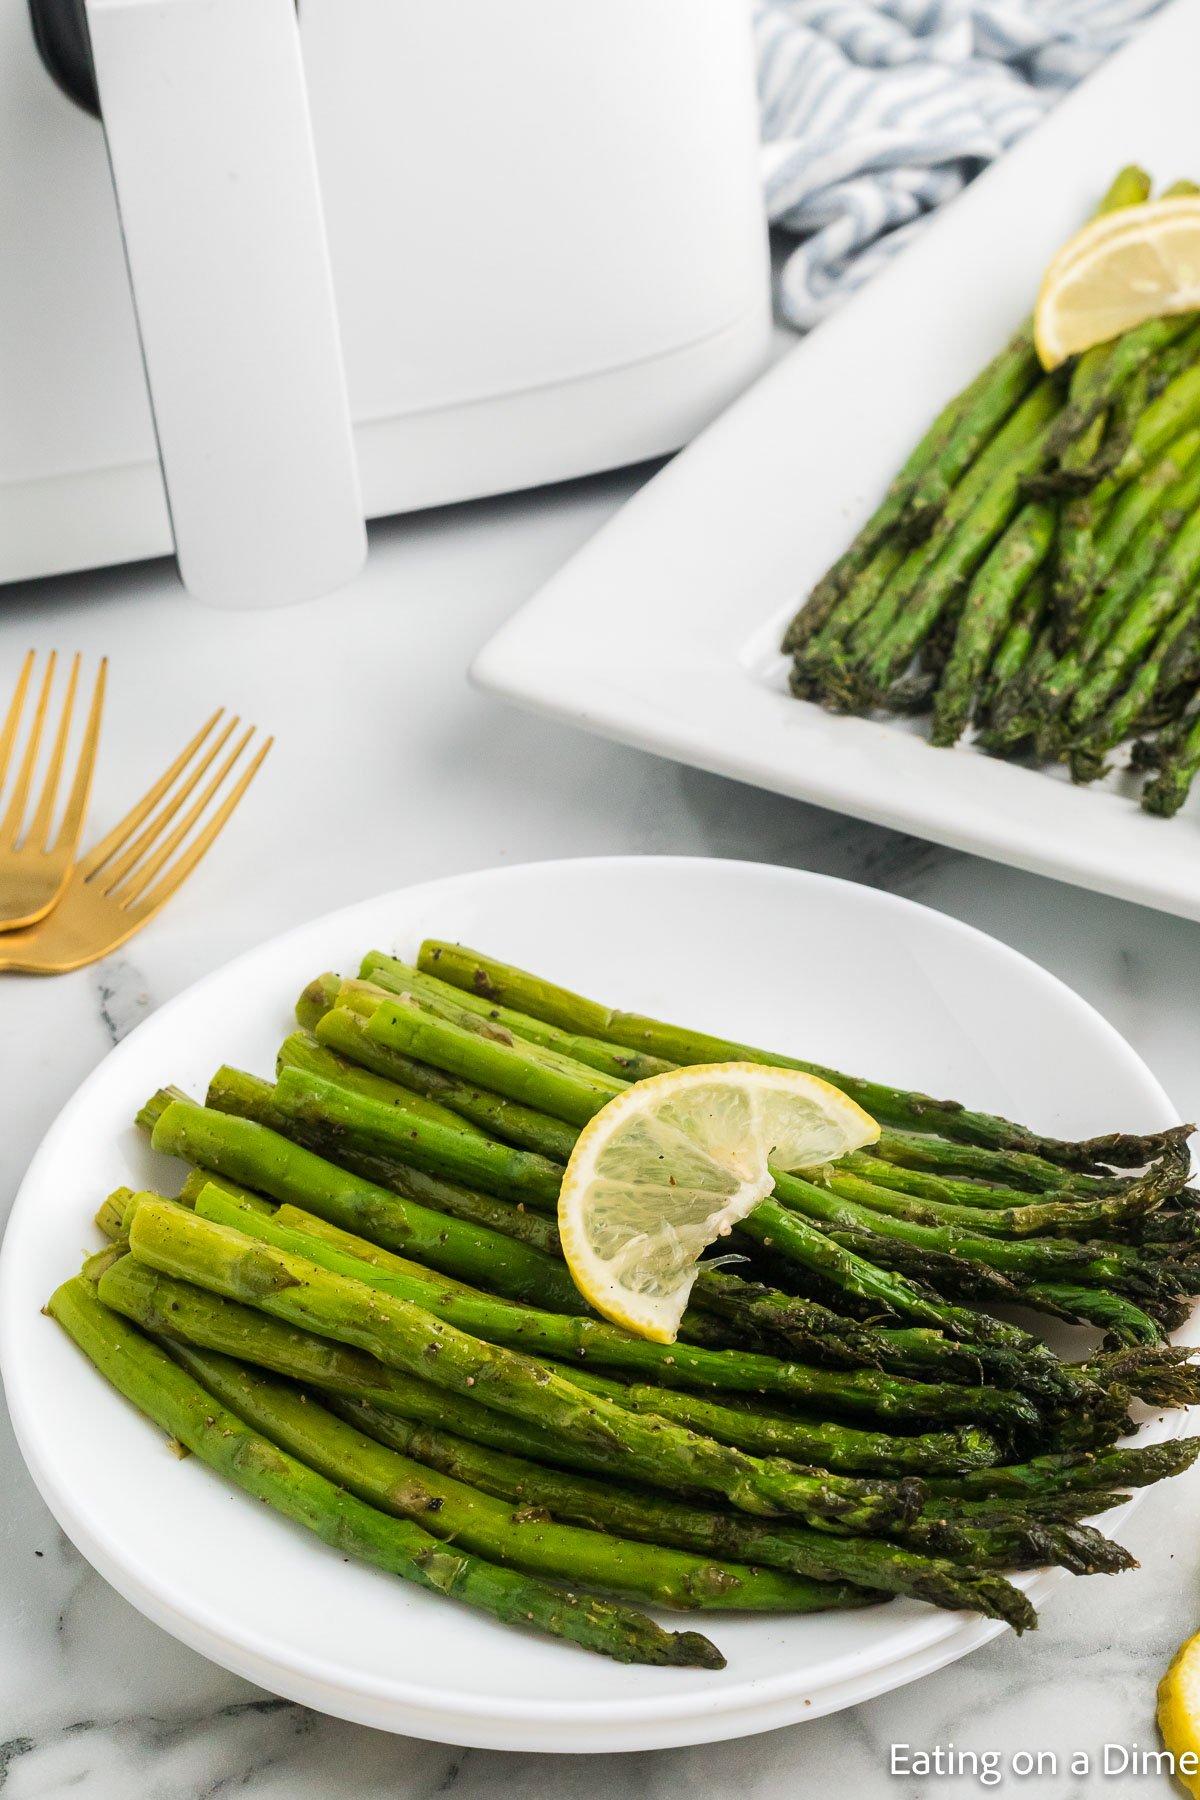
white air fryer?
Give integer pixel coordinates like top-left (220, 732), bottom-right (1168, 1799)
top-left (3, 0), bottom-right (770, 607)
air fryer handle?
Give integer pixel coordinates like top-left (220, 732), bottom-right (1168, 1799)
top-left (83, 0), bottom-right (366, 608)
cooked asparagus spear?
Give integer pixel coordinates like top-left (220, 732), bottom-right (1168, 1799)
top-left (781, 389), bottom-right (978, 653)
top-left (1044, 304), bottom-right (1199, 463)
top-left (555, 1364), bottom-right (1002, 1475)
top-left (904, 166), bottom-right (1151, 527)
top-left (1142, 703), bottom-right (1200, 815)
top-left (1028, 443), bottom-right (1200, 747)
top-left (303, 1006), bottom-right (576, 1160)
top-left (926, 1438), bottom-right (1200, 1503)
top-left (773, 1169), bottom-right (1182, 1298)
top-left (930, 504), bottom-right (1055, 745)
top-left (123, 1199), bottom-right (929, 1528)
top-left (1069, 591), bottom-right (1200, 783)
top-left (810, 1155), bottom-right (1181, 1240)
top-left (185, 1185), bottom-right (1031, 1434)
top-left (171, 1342), bottom-right (867, 1615)
top-left (206, 1067), bottom-right (564, 1259)
top-left (1067, 502), bottom-right (1200, 730)
top-left (262, 1039), bottom-right (1062, 1351)
top-left (336, 1396), bottom-right (1034, 1629)
top-left (145, 1095), bottom-right (581, 1312)
top-left (358, 953), bottom-right (672, 1084)
top-left (979, 573), bottom-right (1048, 723)
top-left (97, 1256), bottom-right (1003, 1482)
top-left (862, 387), bottom-right (1063, 694)
top-left (418, 942), bottom-right (1183, 1168)
top-left (49, 1277), bottom-right (723, 1667)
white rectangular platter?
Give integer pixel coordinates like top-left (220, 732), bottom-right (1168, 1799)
top-left (472, 0), bottom-right (1200, 923)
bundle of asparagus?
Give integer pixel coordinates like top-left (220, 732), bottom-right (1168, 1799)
top-left (51, 938), bottom-right (1200, 1668)
top-left (781, 166), bottom-right (1200, 813)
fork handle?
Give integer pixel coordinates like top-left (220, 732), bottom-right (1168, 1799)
top-left (83, 0), bottom-right (366, 608)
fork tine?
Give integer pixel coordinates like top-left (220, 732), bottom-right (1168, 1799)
top-left (125, 737), bottom-right (272, 920)
top-left (79, 709), bottom-right (224, 878)
top-left (113, 724), bottom-right (255, 906)
top-left (51, 657), bottom-right (107, 853)
top-left (27, 653), bottom-right (80, 849)
top-left (0, 652), bottom-right (56, 847)
top-left (95, 715), bottom-right (239, 895)
top-left (0, 651), bottom-right (35, 792)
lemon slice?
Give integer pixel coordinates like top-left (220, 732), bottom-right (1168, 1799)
top-left (558, 1062), bottom-right (879, 1341)
top-left (1035, 197), bottom-right (1200, 370)
top-left (1159, 1630), bottom-right (1200, 1797)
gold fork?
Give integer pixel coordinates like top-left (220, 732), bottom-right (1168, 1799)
top-left (0, 651), bottom-right (107, 930)
top-left (0, 709), bottom-right (271, 975)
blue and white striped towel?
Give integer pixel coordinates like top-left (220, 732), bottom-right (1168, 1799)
top-left (756, 0), bottom-right (1168, 329)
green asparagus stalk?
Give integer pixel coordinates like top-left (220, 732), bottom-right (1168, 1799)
top-left (178, 1168), bottom-right (274, 1212)
top-left (124, 1200), bottom-right (929, 1527)
top-left (862, 387), bottom-right (1063, 693)
top-left (358, 954), bottom-right (673, 1085)
top-left (978, 573), bottom-right (1047, 723)
top-left (1109, 337), bottom-right (1200, 484)
top-left (271, 1064), bottom-right (565, 1206)
top-left (841, 1152), bottom-right (1091, 1210)
top-left (337, 1395), bottom-right (1034, 1626)
top-left (98, 1256), bottom-right (1002, 1485)
top-left (171, 1342), bottom-right (865, 1615)
top-left (1142, 702), bottom-right (1200, 815)
top-left (205, 1067), bottom-right (564, 1260)
top-left (265, 1029), bottom-right (1053, 1349)
top-left (872, 1130), bottom-right (1146, 1194)
top-left (1084, 1346), bottom-right (1200, 1407)
top-left (1094, 429), bottom-right (1200, 579)
top-left (926, 1437), bottom-right (1200, 1503)
top-left (308, 1006), bottom-right (577, 1161)
top-left (353, 999), bottom-right (613, 1134)
top-left (1069, 591), bottom-right (1200, 783)
top-left (843, 382), bottom-right (1062, 683)
top-left (778, 1167), bottom-right (1180, 1296)
top-left (1067, 503), bottom-right (1200, 730)
top-left (145, 1097), bottom-right (581, 1312)
top-left (276, 1028), bottom-right (490, 1138)
top-left (50, 1277), bottom-right (721, 1667)
top-left (94, 1189), bottom-right (131, 1241)
top-left (944, 1519), bottom-right (1134, 1577)
top-left (781, 388), bottom-right (980, 654)
top-left (187, 1185), bottom-right (1028, 1435)
top-left (812, 1154), bottom-right (1182, 1241)
top-left (691, 1266), bottom-right (1094, 1409)
top-left (1047, 414), bottom-right (1110, 646)
top-left (1080, 363), bottom-right (1150, 485)
top-left (901, 337), bottom-right (1045, 533)
top-left (1045, 315), bottom-right (1198, 463)
top-left (791, 540), bottom-right (906, 673)
top-left (419, 942), bottom-right (1183, 1168)
top-left (929, 503), bottom-right (1055, 745)
top-left (557, 1364), bottom-right (1001, 1474)
top-left (903, 165), bottom-right (1150, 522)
top-left (1029, 443), bottom-right (1200, 746)
top-left (1010, 1283), bottom-right (1167, 1346)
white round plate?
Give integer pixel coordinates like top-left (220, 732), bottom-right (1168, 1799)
top-left (0, 857), bottom-right (1189, 1753)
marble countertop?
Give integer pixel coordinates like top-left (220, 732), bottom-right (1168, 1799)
top-left (2, 469), bottom-right (1199, 1800)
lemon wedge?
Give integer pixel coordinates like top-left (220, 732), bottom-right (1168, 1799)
top-left (1035, 197), bottom-right (1200, 370)
top-left (557, 1061), bottom-right (878, 1341)
top-left (1158, 1630), bottom-right (1200, 1798)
